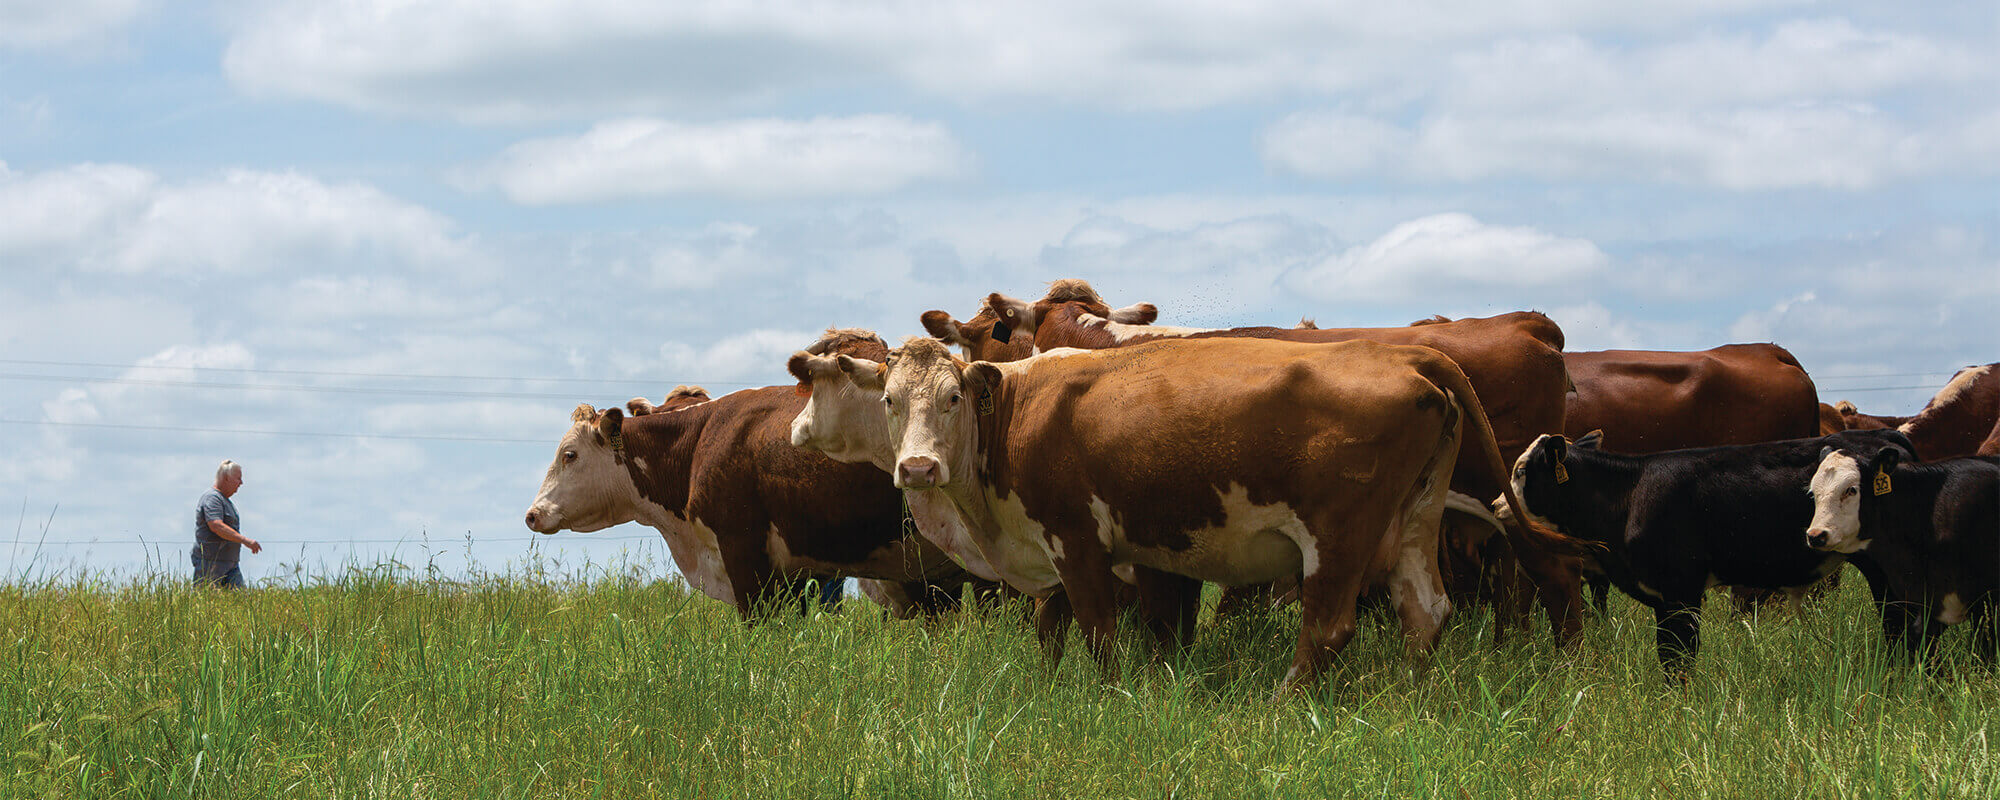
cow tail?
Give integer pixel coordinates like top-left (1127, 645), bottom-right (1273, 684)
top-left (1419, 352), bottom-right (1599, 559)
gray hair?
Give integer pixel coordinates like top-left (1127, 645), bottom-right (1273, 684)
top-left (216, 460), bottom-right (242, 481)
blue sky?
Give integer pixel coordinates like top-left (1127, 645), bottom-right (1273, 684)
top-left (2, 0), bottom-right (1995, 582)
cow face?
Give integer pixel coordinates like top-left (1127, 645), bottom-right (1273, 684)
top-left (920, 308), bottom-right (1034, 363)
top-left (879, 338), bottom-right (987, 490)
top-left (787, 351), bottom-right (894, 469)
top-left (525, 405), bottom-right (636, 534)
top-left (1507, 434), bottom-right (1571, 532)
top-left (1806, 447), bottom-right (1896, 552)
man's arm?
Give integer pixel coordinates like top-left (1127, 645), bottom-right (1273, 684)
top-left (204, 519), bottom-right (262, 554)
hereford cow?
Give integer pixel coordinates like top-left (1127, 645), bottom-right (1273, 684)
top-left (1885, 364), bottom-right (2000, 459)
top-left (627, 385), bottom-right (711, 416)
top-left (1821, 400), bottom-right (1910, 434)
top-left (1562, 345), bottom-right (1824, 614)
top-left (524, 329), bottom-right (980, 619)
top-left (817, 336), bottom-right (1590, 692)
top-left (1503, 429), bottom-right (1915, 677)
top-left (974, 279), bottom-right (1581, 643)
top-left (1807, 447), bottom-right (2000, 659)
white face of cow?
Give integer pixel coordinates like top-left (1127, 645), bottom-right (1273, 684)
top-left (525, 410), bottom-right (639, 534)
top-left (881, 341), bottom-right (980, 490)
top-left (1806, 452), bottom-right (1868, 552)
top-left (788, 353), bottom-right (897, 471)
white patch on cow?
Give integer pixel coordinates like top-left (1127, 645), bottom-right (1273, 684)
top-left (1908, 366), bottom-right (1994, 431)
top-left (1506, 435), bottom-right (1565, 533)
top-left (982, 492), bottom-right (1066, 595)
top-left (1076, 312), bottom-right (1216, 343)
top-left (651, 516), bottom-right (733, 605)
top-left (1938, 592), bottom-right (1969, 625)
top-left (1442, 491), bottom-right (1503, 537)
top-left (1632, 580), bottom-right (1666, 602)
top-left (1806, 452), bottom-right (1869, 553)
top-left (1102, 484), bottom-right (1309, 585)
top-left (904, 489), bottom-right (1001, 582)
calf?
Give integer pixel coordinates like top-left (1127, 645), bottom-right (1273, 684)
top-left (1505, 429), bottom-right (1915, 676)
top-left (1807, 448), bottom-right (2000, 660)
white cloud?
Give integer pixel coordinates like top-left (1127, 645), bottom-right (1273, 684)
top-left (221, 0), bottom-right (1814, 120)
top-left (473, 116), bottom-right (967, 204)
top-left (1283, 213), bottom-right (1608, 302)
top-left (656, 328), bottom-right (823, 385)
top-left (0, 0), bottom-right (146, 49)
top-left (1266, 104), bottom-right (2000, 190)
top-left (0, 164), bottom-right (482, 276)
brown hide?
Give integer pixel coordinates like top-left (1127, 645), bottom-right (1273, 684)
top-left (1897, 364), bottom-right (2000, 458)
top-left (1563, 344), bottom-right (1820, 452)
top-left (923, 337), bottom-right (1587, 687)
top-left (920, 306), bottom-right (1038, 363)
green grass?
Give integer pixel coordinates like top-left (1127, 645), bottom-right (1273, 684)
top-left (5, 562), bottom-right (1999, 799)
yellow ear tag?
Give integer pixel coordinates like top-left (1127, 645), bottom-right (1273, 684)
top-left (1555, 460), bottom-right (1569, 484)
top-left (1872, 468), bottom-right (1892, 496)
top-left (977, 387), bottom-right (994, 416)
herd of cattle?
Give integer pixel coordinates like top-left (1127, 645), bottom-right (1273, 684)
top-left (523, 279), bottom-right (2000, 690)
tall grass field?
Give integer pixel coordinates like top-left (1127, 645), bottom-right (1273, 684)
top-left (5, 560), bottom-right (1998, 799)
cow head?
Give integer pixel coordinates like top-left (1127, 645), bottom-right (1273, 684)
top-left (1806, 446), bottom-right (1898, 552)
top-left (1504, 433), bottom-right (1587, 533)
top-left (920, 307), bottom-right (1035, 363)
top-left (787, 329), bottom-right (894, 468)
top-left (525, 404), bottom-right (636, 534)
top-left (878, 337), bottom-right (992, 490)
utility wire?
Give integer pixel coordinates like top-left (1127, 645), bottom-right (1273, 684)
top-left (0, 358), bottom-right (766, 387)
top-left (0, 372), bottom-right (697, 401)
top-left (15, 534), bottom-right (665, 547)
top-left (0, 418), bottom-right (548, 444)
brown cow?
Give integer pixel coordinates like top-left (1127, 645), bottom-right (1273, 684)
top-left (1887, 364), bottom-right (2000, 458)
top-left (1821, 400), bottom-right (1910, 434)
top-left (1563, 345), bottom-right (1826, 613)
top-left (524, 329), bottom-right (980, 618)
top-left (627, 385), bottom-right (711, 416)
top-left (827, 336), bottom-right (1589, 692)
top-left (977, 279), bottom-right (1581, 643)
top-left (920, 283), bottom-right (1155, 363)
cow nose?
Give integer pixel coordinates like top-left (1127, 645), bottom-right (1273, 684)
top-left (524, 508), bottom-right (541, 530)
top-left (1806, 530), bottom-right (1829, 549)
top-left (897, 456), bottom-right (941, 488)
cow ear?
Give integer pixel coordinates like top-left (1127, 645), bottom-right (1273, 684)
top-left (985, 293), bottom-right (1038, 338)
top-left (963, 362), bottom-right (1003, 401)
top-left (1870, 447), bottom-right (1903, 474)
top-left (626, 398), bottom-right (656, 416)
top-left (1541, 435), bottom-right (1568, 463)
top-left (1818, 445), bottom-right (1835, 463)
top-left (596, 406), bottom-right (624, 441)
top-left (836, 355), bottom-right (887, 391)
top-left (788, 351), bottom-right (839, 385)
top-left (1107, 302), bottom-right (1157, 325)
top-left (1574, 429), bottom-right (1604, 450)
top-left (920, 310), bottom-right (970, 346)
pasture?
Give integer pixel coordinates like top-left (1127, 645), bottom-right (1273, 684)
top-left (5, 558), bottom-right (1998, 799)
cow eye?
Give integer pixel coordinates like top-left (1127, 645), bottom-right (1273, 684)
top-left (562, 450), bottom-right (577, 464)
top-left (882, 395), bottom-right (894, 408)
top-left (949, 393), bottom-right (962, 406)
top-left (1843, 486), bottom-right (1857, 498)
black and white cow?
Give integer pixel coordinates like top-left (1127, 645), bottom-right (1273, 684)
top-left (1505, 428), bottom-right (1916, 676)
top-left (1807, 448), bottom-right (2000, 660)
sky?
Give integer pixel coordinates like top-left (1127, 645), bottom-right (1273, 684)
top-left (2, 1), bottom-right (1995, 584)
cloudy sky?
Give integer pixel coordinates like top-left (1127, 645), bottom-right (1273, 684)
top-left (2, 1), bottom-right (1994, 582)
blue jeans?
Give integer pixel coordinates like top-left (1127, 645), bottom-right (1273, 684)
top-left (192, 554), bottom-right (244, 588)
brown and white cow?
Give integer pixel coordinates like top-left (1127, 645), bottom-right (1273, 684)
top-left (524, 329), bottom-right (979, 619)
top-left (1887, 364), bottom-right (2000, 459)
top-left (1820, 400), bottom-right (1910, 435)
top-left (815, 336), bottom-right (1591, 691)
top-left (1562, 345), bottom-right (1825, 613)
top-left (973, 279), bottom-right (1581, 643)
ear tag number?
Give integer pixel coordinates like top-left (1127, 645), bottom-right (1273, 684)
top-left (1872, 469), bottom-right (1892, 496)
top-left (1554, 460), bottom-right (1569, 484)
top-left (977, 388), bottom-right (994, 416)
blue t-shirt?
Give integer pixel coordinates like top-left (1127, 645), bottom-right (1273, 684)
top-left (193, 489), bottom-right (241, 562)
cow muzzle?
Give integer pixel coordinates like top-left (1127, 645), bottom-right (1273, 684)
top-left (1805, 529), bottom-right (1830, 550)
top-left (896, 456), bottom-right (944, 489)
top-left (524, 505), bottom-right (560, 534)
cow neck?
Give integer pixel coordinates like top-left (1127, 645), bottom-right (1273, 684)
top-left (1898, 384), bottom-right (1998, 459)
top-left (1554, 447), bottom-right (1644, 542)
top-left (935, 375), bottom-right (1040, 587)
top-left (619, 404), bottom-right (709, 524)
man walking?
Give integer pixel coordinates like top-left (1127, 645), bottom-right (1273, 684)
top-left (194, 460), bottom-right (261, 588)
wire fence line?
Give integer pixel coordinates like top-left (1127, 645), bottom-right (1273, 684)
top-left (10, 533), bottom-right (666, 547)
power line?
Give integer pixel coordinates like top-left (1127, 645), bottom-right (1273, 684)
top-left (0, 372), bottom-right (702, 401)
top-left (0, 418), bottom-right (548, 444)
top-left (1814, 385), bottom-right (1949, 394)
top-left (12, 534), bottom-right (666, 547)
top-left (0, 358), bottom-right (765, 388)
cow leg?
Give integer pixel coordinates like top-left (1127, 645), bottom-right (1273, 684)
top-left (1132, 567), bottom-right (1201, 655)
top-left (1389, 436), bottom-right (1456, 661)
top-left (1051, 541), bottom-right (1126, 683)
top-left (718, 536), bottom-right (778, 622)
top-left (1584, 565), bottom-right (1612, 617)
top-left (1215, 582), bottom-right (1275, 619)
top-left (1653, 601), bottom-right (1702, 681)
top-left (1514, 547), bottom-right (1585, 646)
top-left (1034, 591), bottom-right (1073, 666)
top-left (1282, 557), bottom-right (1370, 694)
